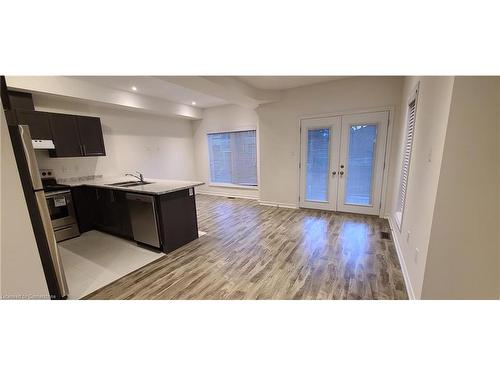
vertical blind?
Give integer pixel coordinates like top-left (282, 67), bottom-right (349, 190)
top-left (396, 98), bottom-right (417, 219)
top-left (208, 130), bottom-right (257, 186)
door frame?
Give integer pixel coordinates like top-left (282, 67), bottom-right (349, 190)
top-left (297, 106), bottom-right (395, 217)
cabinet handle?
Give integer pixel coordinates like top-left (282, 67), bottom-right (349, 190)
top-left (82, 144), bottom-right (87, 156)
top-left (79, 144), bottom-right (84, 156)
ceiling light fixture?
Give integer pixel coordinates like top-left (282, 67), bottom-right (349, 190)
top-left (191, 101), bottom-right (196, 106)
top-left (131, 86), bottom-right (137, 91)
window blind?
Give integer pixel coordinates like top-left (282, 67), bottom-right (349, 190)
top-left (396, 98), bottom-right (417, 221)
top-left (208, 130), bottom-right (257, 186)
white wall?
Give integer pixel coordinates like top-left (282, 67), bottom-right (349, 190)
top-left (192, 104), bottom-right (260, 199)
top-left (257, 77), bottom-right (404, 207)
top-left (387, 76), bottom-right (455, 299)
top-left (421, 77), bottom-right (500, 299)
top-left (32, 95), bottom-right (197, 182)
top-left (1, 99), bottom-right (50, 299)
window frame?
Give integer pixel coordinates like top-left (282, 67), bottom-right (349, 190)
top-left (206, 128), bottom-right (258, 188)
top-left (395, 82), bottom-right (420, 231)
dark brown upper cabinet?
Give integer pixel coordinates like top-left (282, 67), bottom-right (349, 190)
top-left (8, 90), bottom-right (35, 111)
top-left (49, 113), bottom-right (82, 157)
top-left (49, 113), bottom-right (106, 158)
top-left (76, 116), bottom-right (106, 156)
top-left (15, 109), bottom-right (52, 140)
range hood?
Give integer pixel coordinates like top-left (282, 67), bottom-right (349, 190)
top-left (32, 139), bottom-right (55, 149)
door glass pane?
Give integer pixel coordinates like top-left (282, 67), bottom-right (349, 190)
top-left (345, 124), bottom-right (377, 206)
top-left (305, 128), bottom-right (330, 202)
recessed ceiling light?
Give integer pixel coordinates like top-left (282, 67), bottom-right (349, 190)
top-left (191, 101), bottom-right (196, 106)
top-left (131, 86), bottom-right (137, 91)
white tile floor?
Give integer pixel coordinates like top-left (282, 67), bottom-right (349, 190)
top-left (58, 231), bottom-right (164, 299)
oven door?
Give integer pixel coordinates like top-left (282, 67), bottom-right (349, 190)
top-left (45, 191), bottom-right (76, 228)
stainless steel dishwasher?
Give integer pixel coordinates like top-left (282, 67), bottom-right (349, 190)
top-left (126, 193), bottom-right (160, 248)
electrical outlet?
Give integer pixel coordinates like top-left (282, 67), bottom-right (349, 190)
top-left (406, 230), bottom-right (411, 243)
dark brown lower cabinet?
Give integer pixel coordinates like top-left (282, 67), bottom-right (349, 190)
top-left (156, 188), bottom-right (199, 252)
top-left (72, 186), bottom-right (133, 240)
top-left (94, 188), bottom-right (133, 239)
top-left (72, 186), bottom-right (198, 252)
top-left (71, 186), bottom-right (96, 233)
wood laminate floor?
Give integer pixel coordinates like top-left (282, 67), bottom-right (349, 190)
top-left (85, 194), bottom-right (408, 300)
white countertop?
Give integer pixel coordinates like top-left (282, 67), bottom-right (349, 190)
top-left (62, 176), bottom-right (204, 195)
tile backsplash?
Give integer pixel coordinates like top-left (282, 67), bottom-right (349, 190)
top-left (57, 174), bottom-right (104, 184)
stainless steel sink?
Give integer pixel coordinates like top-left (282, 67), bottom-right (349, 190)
top-left (107, 181), bottom-right (137, 186)
top-left (106, 181), bottom-right (153, 187)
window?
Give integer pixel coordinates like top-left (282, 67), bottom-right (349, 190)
top-left (396, 85), bottom-right (419, 229)
top-left (207, 130), bottom-right (257, 186)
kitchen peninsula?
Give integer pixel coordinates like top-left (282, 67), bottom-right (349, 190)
top-left (69, 176), bottom-right (204, 252)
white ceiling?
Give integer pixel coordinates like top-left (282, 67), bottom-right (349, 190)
top-left (72, 76), bottom-right (229, 109)
top-left (236, 76), bottom-right (347, 90)
top-left (66, 76), bottom-right (348, 112)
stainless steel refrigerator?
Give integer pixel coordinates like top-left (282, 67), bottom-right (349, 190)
top-left (18, 124), bottom-right (69, 298)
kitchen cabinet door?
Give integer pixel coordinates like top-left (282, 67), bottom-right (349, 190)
top-left (114, 191), bottom-right (133, 239)
top-left (93, 188), bottom-right (108, 229)
top-left (77, 116), bottom-right (106, 156)
top-left (8, 90), bottom-right (34, 110)
top-left (157, 189), bottom-right (199, 252)
top-left (16, 110), bottom-right (52, 140)
top-left (49, 113), bottom-right (83, 157)
top-left (72, 186), bottom-right (96, 233)
top-left (106, 190), bottom-right (123, 235)
top-left (93, 188), bottom-right (121, 235)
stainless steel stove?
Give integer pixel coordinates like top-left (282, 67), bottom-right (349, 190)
top-left (40, 169), bottom-right (80, 242)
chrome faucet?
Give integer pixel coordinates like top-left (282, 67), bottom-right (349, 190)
top-left (125, 171), bottom-right (144, 183)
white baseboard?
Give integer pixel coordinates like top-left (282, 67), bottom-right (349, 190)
top-left (196, 190), bottom-right (259, 200)
top-left (387, 215), bottom-right (416, 300)
top-left (259, 200), bottom-right (298, 209)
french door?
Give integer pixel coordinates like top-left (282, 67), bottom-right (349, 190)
top-left (299, 111), bottom-right (389, 215)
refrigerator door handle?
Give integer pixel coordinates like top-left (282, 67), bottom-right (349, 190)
top-left (19, 125), bottom-right (43, 190)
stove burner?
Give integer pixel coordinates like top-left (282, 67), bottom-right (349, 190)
top-left (41, 177), bottom-right (70, 193)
